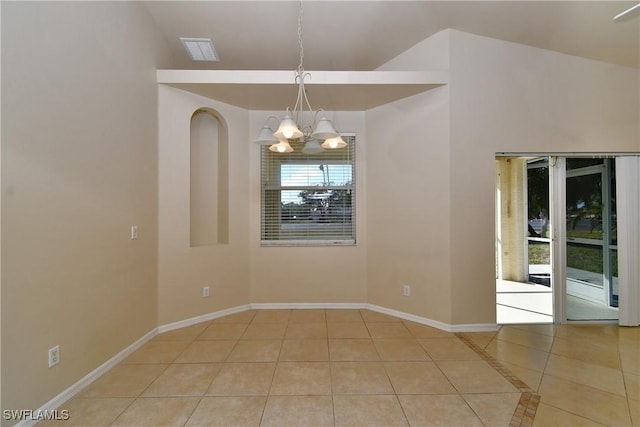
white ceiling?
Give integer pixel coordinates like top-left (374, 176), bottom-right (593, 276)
top-left (142, 1), bottom-right (640, 71)
top-left (143, 1), bottom-right (639, 110)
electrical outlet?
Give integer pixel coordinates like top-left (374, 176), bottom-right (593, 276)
top-left (202, 286), bottom-right (210, 297)
top-left (403, 285), bottom-right (411, 297)
top-left (48, 345), bottom-right (60, 368)
top-left (130, 225), bottom-right (138, 240)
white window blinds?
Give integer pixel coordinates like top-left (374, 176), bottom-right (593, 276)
top-left (261, 135), bottom-right (356, 245)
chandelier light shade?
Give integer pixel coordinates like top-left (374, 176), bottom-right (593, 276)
top-left (310, 117), bottom-right (338, 140)
top-left (269, 139), bottom-right (294, 153)
top-left (251, 0), bottom-right (345, 154)
top-left (274, 113), bottom-right (304, 140)
top-left (321, 135), bottom-right (347, 149)
top-left (301, 139), bottom-right (324, 154)
top-left (254, 124), bottom-right (280, 145)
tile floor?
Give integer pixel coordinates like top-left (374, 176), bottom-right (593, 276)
top-left (465, 322), bottom-right (639, 427)
top-left (36, 309), bottom-right (638, 426)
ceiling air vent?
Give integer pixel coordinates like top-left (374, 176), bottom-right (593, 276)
top-left (180, 38), bottom-right (219, 62)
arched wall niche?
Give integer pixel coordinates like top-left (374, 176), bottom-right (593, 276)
top-left (189, 108), bottom-right (229, 246)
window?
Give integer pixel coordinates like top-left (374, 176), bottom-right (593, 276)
top-left (261, 134), bottom-right (355, 245)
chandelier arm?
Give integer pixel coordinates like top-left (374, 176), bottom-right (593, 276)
top-left (312, 108), bottom-right (324, 126)
top-left (292, 73), bottom-right (304, 127)
top-left (300, 72), bottom-right (314, 117)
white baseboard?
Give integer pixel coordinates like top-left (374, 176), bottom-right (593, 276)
top-left (250, 302), bottom-right (366, 310)
top-left (14, 328), bottom-right (157, 427)
top-left (157, 304), bottom-right (252, 334)
top-left (24, 302), bottom-right (497, 426)
top-left (365, 304), bottom-right (500, 332)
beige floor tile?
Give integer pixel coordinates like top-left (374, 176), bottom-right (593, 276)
top-left (618, 326), bottom-right (640, 341)
top-left (175, 340), bottom-right (236, 363)
top-left (400, 394), bottom-right (484, 427)
top-left (329, 339), bottom-right (380, 361)
top-left (331, 362), bottom-right (394, 394)
top-left (511, 324), bottom-right (557, 337)
top-left (240, 322), bottom-right (287, 340)
top-left (497, 326), bottom-right (554, 352)
top-left (153, 322), bottom-right (210, 342)
top-left (555, 325), bottom-right (619, 349)
top-left (436, 360), bottom-right (518, 393)
top-left (142, 363), bottom-right (222, 397)
top-left (403, 321), bottom-right (453, 338)
top-left (289, 309), bottom-right (326, 323)
top-left (261, 396), bottom-right (334, 427)
top-left (462, 393), bottom-right (522, 426)
top-left (199, 323), bottom-right (247, 340)
top-left (36, 397), bottom-right (133, 427)
top-left (551, 335), bottom-right (621, 371)
top-left (285, 322), bottom-right (328, 339)
top-left (629, 398), bottom-right (640, 426)
top-left (334, 395), bottom-right (409, 426)
top-left (539, 374), bottom-right (632, 426)
top-left (485, 338), bottom-right (549, 372)
top-left (206, 362), bottom-right (276, 396)
top-left (270, 362), bottom-right (331, 395)
top-left (212, 310), bottom-right (257, 324)
top-left (373, 339), bottom-right (430, 361)
top-left (461, 331), bottom-right (498, 349)
top-left (279, 339), bottom-right (329, 362)
top-left (500, 360), bottom-right (544, 391)
top-left (532, 402), bottom-right (606, 427)
top-left (122, 341), bottom-right (191, 364)
top-left (367, 322), bottom-right (412, 339)
top-left (624, 371), bottom-right (639, 401)
top-left (620, 344), bottom-right (640, 375)
top-left (252, 309), bottom-right (291, 323)
top-left (544, 353), bottom-right (626, 396)
top-left (185, 396), bottom-right (266, 427)
top-left (327, 322), bottom-right (371, 339)
top-left (360, 310), bottom-right (402, 323)
top-left (79, 364), bottom-right (168, 398)
top-left (110, 397), bottom-right (199, 427)
top-left (326, 309), bottom-right (364, 323)
top-left (419, 337), bottom-right (482, 361)
top-left (227, 339), bottom-right (281, 362)
top-left (384, 361), bottom-right (456, 394)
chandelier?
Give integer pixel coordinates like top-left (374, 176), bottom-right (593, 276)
top-left (253, 1), bottom-right (346, 154)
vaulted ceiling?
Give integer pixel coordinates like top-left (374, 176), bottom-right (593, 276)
top-left (142, 1), bottom-right (640, 71)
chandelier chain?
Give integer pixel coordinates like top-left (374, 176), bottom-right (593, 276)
top-left (292, 0), bottom-right (315, 130)
top-left (297, 0), bottom-right (304, 73)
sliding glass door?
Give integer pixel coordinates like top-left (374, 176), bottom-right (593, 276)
top-left (496, 155), bottom-right (634, 324)
top-left (565, 159), bottom-right (618, 320)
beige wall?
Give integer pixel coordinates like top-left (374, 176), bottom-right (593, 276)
top-left (157, 106), bottom-right (368, 318)
top-left (448, 30), bottom-right (639, 324)
top-left (248, 111), bottom-right (368, 304)
top-left (365, 87), bottom-right (452, 322)
top-left (366, 30), bottom-right (452, 323)
top-left (1, 1), bottom-right (169, 419)
top-left (0, 0), bottom-right (3, 408)
top-left (158, 86), bottom-right (250, 325)
top-left (367, 28), bottom-right (638, 325)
